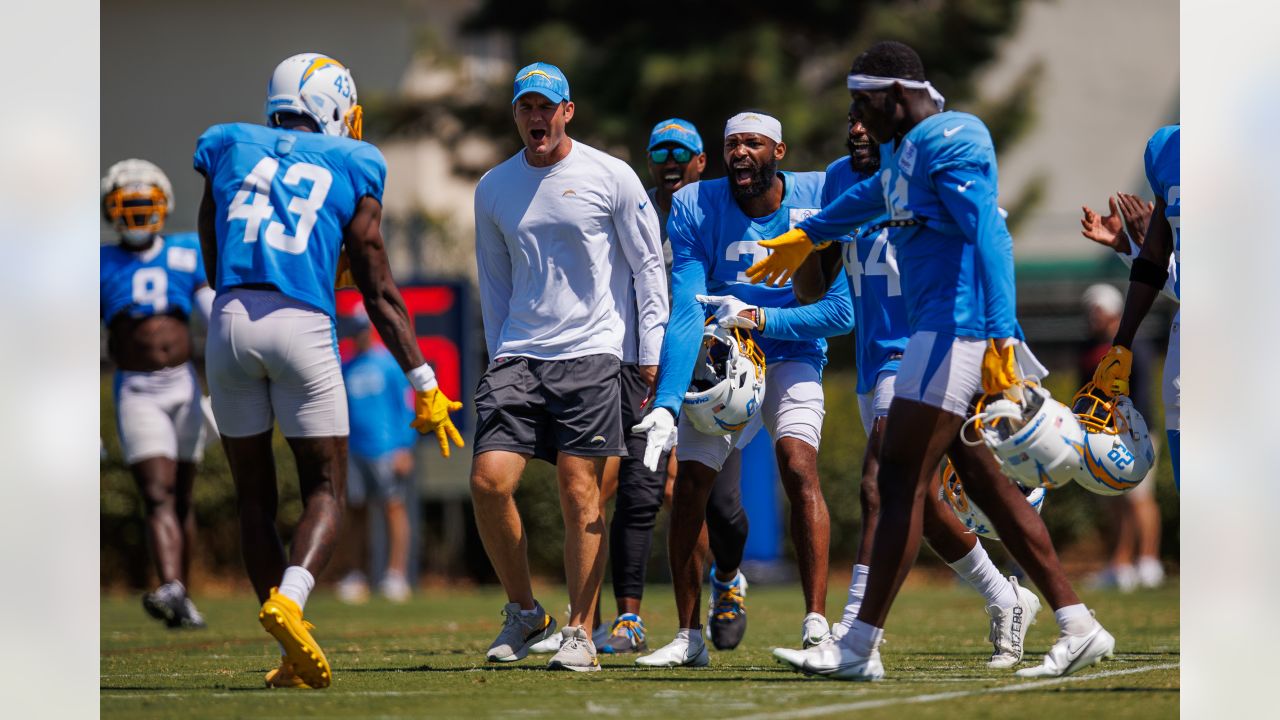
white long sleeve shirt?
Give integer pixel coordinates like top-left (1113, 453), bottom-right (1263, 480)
top-left (474, 140), bottom-right (668, 364)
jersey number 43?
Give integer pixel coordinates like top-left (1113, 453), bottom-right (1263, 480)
top-left (228, 158), bottom-right (333, 255)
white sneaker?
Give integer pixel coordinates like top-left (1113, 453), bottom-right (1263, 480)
top-left (486, 602), bottom-right (557, 662)
top-left (773, 634), bottom-right (834, 671)
top-left (336, 571), bottom-right (370, 605)
top-left (1015, 618), bottom-right (1115, 678)
top-left (528, 631), bottom-right (564, 654)
top-left (801, 637), bottom-right (884, 681)
top-left (547, 625), bottom-right (601, 672)
top-left (801, 612), bottom-right (832, 648)
top-left (987, 576), bottom-right (1041, 669)
top-left (635, 631), bottom-right (710, 668)
top-left (1136, 557), bottom-right (1165, 589)
top-left (378, 572), bottom-right (411, 603)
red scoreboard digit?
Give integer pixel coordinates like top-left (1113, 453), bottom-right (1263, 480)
top-left (335, 284), bottom-right (467, 407)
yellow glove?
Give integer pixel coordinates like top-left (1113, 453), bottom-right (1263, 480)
top-left (1092, 346), bottom-right (1133, 397)
top-left (745, 229), bottom-right (830, 287)
top-left (335, 250), bottom-right (355, 289)
top-left (981, 340), bottom-right (1020, 398)
top-left (412, 388), bottom-right (465, 458)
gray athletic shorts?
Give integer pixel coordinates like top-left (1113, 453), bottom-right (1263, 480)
top-left (348, 452), bottom-right (406, 506)
top-left (473, 354), bottom-right (625, 463)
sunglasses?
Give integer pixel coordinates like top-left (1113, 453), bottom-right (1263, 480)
top-left (649, 147), bottom-right (695, 164)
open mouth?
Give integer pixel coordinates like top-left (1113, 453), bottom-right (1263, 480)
top-left (731, 164), bottom-right (756, 186)
top-left (662, 170), bottom-right (683, 188)
top-left (530, 129), bottom-right (547, 142)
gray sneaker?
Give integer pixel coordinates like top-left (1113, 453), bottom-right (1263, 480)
top-left (142, 581), bottom-right (189, 629)
top-left (486, 602), bottom-right (557, 663)
top-left (547, 625), bottom-right (601, 672)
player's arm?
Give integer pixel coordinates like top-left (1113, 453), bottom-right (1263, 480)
top-left (473, 189), bottom-right (513, 363)
top-left (652, 231), bottom-right (710, 417)
top-left (345, 195), bottom-right (464, 457)
top-left (614, 171), bottom-right (670, 386)
top-left (754, 270), bottom-right (854, 340)
top-left (1112, 197), bottom-right (1172, 349)
top-left (792, 243), bottom-right (843, 305)
top-left (746, 172), bottom-right (883, 286)
top-left (196, 176), bottom-right (218, 288)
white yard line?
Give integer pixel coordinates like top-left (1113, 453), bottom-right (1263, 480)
top-left (739, 662), bottom-right (1180, 720)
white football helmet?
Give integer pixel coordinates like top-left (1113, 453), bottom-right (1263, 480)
top-left (1069, 382), bottom-right (1156, 496)
top-left (265, 53), bottom-right (363, 140)
top-left (961, 383), bottom-right (1086, 490)
top-left (682, 324), bottom-right (766, 436)
top-left (101, 159), bottom-right (173, 247)
top-left (937, 459), bottom-right (1046, 541)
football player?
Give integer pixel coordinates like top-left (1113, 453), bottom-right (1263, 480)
top-left (633, 111), bottom-right (855, 667)
top-left (771, 109), bottom-right (1042, 671)
top-left (101, 159), bottom-right (214, 630)
top-left (193, 53), bottom-right (463, 689)
top-left (1087, 126), bottom-right (1180, 489)
top-left (746, 41), bottom-right (1113, 680)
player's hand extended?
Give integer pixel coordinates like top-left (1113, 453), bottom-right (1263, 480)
top-left (981, 339), bottom-right (1022, 401)
top-left (1080, 198), bottom-right (1130, 255)
top-left (696, 294), bottom-right (758, 330)
top-left (1115, 192), bottom-right (1154, 248)
top-left (335, 250), bottom-right (356, 289)
top-left (632, 407), bottom-right (676, 472)
top-left (1092, 346), bottom-right (1133, 397)
top-left (412, 388), bottom-right (465, 457)
top-left (745, 229), bottom-right (830, 287)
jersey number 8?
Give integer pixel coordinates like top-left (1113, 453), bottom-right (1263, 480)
top-left (228, 157), bottom-right (333, 255)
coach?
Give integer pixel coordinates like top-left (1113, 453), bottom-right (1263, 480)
top-left (469, 62), bottom-right (668, 672)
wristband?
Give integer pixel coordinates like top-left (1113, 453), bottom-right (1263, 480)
top-left (757, 306), bottom-right (766, 331)
top-left (1129, 256), bottom-right (1169, 290)
top-left (407, 363), bottom-right (438, 392)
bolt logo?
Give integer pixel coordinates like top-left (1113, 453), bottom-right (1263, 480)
top-left (517, 69), bottom-right (554, 82)
top-left (655, 123), bottom-right (694, 136)
top-left (300, 56), bottom-right (345, 88)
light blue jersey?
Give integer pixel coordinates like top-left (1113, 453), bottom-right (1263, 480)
top-left (343, 347), bottom-right (416, 459)
top-left (193, 122), bottom-right (386, 318)
top-left (100, 233), bottom-right (207, 323)
top-left (824, 156), bottom-right (909, 394)
top-left (800, 112), bottom-right (1018, 340)
top-left (654, 172), bottom-right (854, 415)
top-left (1144, 125), bottom-right (1179, 301)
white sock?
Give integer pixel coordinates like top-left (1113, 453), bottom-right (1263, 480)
top-left (839, 564), bottom-right (870, 629)
top-left (845, 619), bottom-right (884, 656)
top-left (676, 628), bottom-right (703, 647)
top-left (947, 541), bottom-right (1017, 609)
top-left (1054, 603), bottom-right (1094, 636)
top-left (278, 566), bottom-right (315, 610)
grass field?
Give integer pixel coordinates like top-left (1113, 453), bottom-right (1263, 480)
top-left (101, 578), bottom-right (1178, 718)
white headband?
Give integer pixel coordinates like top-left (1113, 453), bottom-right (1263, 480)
top-left (724, 112), bottom-right (782, 143)
top-left (847, 73), bottom-right (946, 111)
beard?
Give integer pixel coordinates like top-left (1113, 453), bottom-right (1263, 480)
top-left (728, 157), bottom-right (779, 201)
top-left (846, 136), bottom-right (880, 174)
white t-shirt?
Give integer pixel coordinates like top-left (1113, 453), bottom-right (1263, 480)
top-left (474, 140), bottom-right (668, 364)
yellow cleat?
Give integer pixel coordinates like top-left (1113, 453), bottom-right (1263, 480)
top-left (264, 656), bottom-right (308, 688)
top-left (258, 588), bottom-right (331, 689)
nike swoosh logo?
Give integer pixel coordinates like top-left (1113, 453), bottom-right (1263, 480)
top-left (957, 180), bottom-right (975, 193)
top-left (943, 125), bottom-right (964, 137)
top-left (639, 201), bottom-right (648, 210)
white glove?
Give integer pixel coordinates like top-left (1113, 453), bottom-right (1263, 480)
top-left (631, 407), bottom-right (677, 472)
top-left (696, 294), bottom-right (758, 330)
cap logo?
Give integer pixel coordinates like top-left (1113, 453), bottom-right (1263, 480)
top-left (657, 123), bottom-right (693, 135)
top-left (517, 69), bottom-right (554, 82)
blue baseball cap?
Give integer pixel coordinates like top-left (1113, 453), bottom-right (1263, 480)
top-left (512, 62), bottom-right (570, 105)
top-left (648, 118), bottom-right (703, 153)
